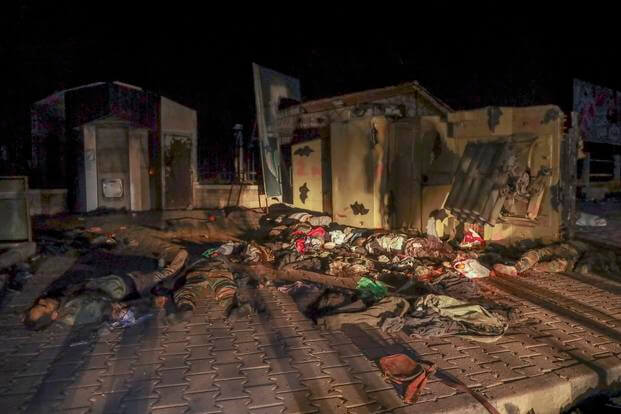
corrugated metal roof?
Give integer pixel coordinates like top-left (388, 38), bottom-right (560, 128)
top-left (444, 140), bottom-right (515, 226)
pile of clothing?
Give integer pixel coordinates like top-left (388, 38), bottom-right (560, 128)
top-left (275, 273), bottom-right (511, 343)
top-left (213, 207), bottom-right (514, 342)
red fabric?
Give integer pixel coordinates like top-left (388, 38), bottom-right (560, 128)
top-left (460, 229), bottom-right (485, 248)
top-left (294, 238), bottom-right (306, 254)
top-left (307, 227), bottom-right (326, 239)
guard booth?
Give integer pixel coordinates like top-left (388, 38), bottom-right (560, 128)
top-left (31, 82), bottom-right (198, 212)
top-left (279, 81), bottom-right (452, 223)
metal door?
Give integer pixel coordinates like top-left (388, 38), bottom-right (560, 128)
top-left (164, 135), bottom-right (193, 209)
top-left (96, 127), bottom-right (130, 210)
top-left (388, 121), bottom-right (421, 230)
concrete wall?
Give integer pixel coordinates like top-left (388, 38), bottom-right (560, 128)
top-left (193, 184), bottom-right (267, 209)
top-left (28, 189), bottom-right (68, 216)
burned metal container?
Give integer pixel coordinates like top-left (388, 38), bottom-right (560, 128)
top-left (429, 106), bottom-right (573, 244)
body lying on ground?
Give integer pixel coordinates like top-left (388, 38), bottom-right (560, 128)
top-left (493, 240), bottom-right (591, 276)
top-left (23, 227), bottom-right (251, 330)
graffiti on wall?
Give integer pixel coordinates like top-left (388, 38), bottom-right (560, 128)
top-left (573, 79), bottom-right (621, 145)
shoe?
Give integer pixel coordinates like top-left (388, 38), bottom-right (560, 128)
top-left (493, 263), bottom-right (518, 277)
top-left (220, 297), bottom-right (236, 317)
top-left (167, 303), bottom-right (194, 325)
top-left (227, 303), bottom-right (255, 322)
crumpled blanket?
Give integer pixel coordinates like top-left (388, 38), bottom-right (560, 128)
top-left (327, 256), bottom-right (374, 276)
top-left (244, 242), bottom-right (275, 263)
top-left (405, 294), bottom-right (508, 342)
top-left (317, 296), bottom-right (410, 332)
top-left (365, 233), bottom-right (408, 255)
top-left (403, 237), bottom-right (456, 260)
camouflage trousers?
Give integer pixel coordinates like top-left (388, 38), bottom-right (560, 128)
top-left (174, 257), bottom-right (237, 310)
top-left (116, 227), bottom-right (236, 309)
top-left (515, 243), bottom-right (580, 274)
top-left (116, 226), bottom-right (189, 294)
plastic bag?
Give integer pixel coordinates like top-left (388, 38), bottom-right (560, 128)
top-left (356, 277), bottom-right (388, 300)
top-left (453, 259), bottom-right (490, 279)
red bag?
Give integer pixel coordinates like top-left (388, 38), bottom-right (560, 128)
top-left (379, 354), bottom-right (436, 404)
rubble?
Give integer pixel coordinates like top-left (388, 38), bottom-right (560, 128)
top-left (576, 211), bottom-right (608, 226)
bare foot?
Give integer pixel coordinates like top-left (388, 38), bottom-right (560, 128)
top-left (493, 264), bottom-right (518, 277)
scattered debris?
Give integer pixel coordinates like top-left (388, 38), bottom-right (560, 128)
top-left (576, 211), bottom-right (607, 226)
top-left (453, 258), bottom-right (490, 279)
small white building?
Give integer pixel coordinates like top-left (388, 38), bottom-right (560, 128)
top-left (31, 81), bottom-right (197, 212)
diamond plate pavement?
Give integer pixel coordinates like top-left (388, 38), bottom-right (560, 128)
top-left (5, 254), bottom-right (621, 413)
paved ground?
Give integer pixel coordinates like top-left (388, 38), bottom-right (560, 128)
top-left (575, 200), bottom-right (621, 249)
top-left (3, 209), bottom-right (621, 414)
top-left (3, 253), bottom-right (621, 414)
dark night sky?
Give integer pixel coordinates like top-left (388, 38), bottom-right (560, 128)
top-left (2, 4), bottom-right (620, 174)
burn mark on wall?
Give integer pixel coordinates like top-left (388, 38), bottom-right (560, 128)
top-left (299, 183), bottom-right (309, 204)
top-left (369, 124), bottom-right (378, 148)
top-left (350, 201), bottom-right (369, 215)
top-left (487, 107), bottom-right (503, 132)
top-left (294, 146), bottom-right (314, 157)
top-left (447, 122), bottom-right (454, 138)
top-left (542, 108), bottom-right (561, 124)
top-left (549, 183), bottom-right (561, 211)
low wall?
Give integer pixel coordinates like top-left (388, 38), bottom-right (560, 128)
top-left (28, 189), bottom-right (68, 216)
top-left (194, 184), bottom-right (267, 209)
top-left (27, 186), bottom-right (268, 214)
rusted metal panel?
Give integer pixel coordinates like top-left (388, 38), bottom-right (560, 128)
top-left (163, 135), bottom-right (193, 210)
top-left (445, 138), bottom-right (537, 227)
top-left (444, 143), bottom-right (477, 213)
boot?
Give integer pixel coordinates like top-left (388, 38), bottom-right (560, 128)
top-left (227, 302), bottom-right (255, 322)
top-left (167, 303), bottom-right (194, 325)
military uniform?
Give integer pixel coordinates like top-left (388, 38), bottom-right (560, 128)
top-left (47, 227), bottom-right (243, 326)
top-left (514, 242), bottom-right (583, 274)
top-left (47, 229), bottom-right (189, 327)
top-left (54, 274), bottom-right (134, 326)
top-left (173, 257), bottom-right (237, 311)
